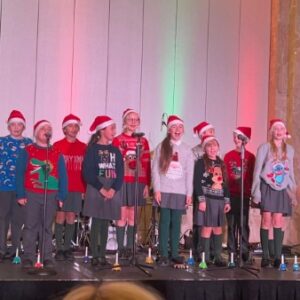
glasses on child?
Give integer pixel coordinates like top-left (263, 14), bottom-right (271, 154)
top-left (126, 118), bottom-right (140, 123)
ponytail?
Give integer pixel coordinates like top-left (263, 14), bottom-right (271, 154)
top-left (159, 134), bottom-right (173, 173)
top-left (88, 131), bottom-right (101, 147)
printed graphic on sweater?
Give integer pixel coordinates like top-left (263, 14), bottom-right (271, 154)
top-left (227, 159), bottom-right (249, 180)
top-left (30, 158), bottom-right (58, 189)
top-left (267, 160), bottom-right (289, 187)
top-left (166, 152), bottom-right (183, 180)
top-left (98, 150), bottom-right (117, 179)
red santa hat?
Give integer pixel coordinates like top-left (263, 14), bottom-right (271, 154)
top-left (193, 121), bottom-right (214, 137)
top-left (62, 114), bottom-right (82, 128)
top-left (7, 110), bottom-right (26, 126)
top-left (122, 108), bottom-right (138, 120)
top-left (201, 135), bottom-right (219, 149)
top-left (33, 120), bottom-right (51, 136)
top-left (233, 126), bottom-right (251, 141)
top-left (88, 115), bottom-right (115, 134)
top-left (167, 115), bottom-right (184, 129)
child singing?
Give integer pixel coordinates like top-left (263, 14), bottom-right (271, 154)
top-left (83, 116), bottom-right (124, 267)
top-left (152, 115), bottom-right (194, 266)
top-left (252, 119), bottom-right (297, 268)
top-left (194, 135), bottom-right (230, 266)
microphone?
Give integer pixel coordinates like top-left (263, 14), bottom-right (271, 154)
top-left (132, 132), bottom-right (145, 138)
top-left (237, 134), bottom-right (247, 142)
top-left (44, 132), bottom-right (52, 140)
top-left (161, 113), bottom-right (167, 131)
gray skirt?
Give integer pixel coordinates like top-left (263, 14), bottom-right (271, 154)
top-left (120, 182), bottom-right (146, 206)
top-left (153, 192), bottom-right (186, 213)
top-left (260, 180), bottom-right (292, 216)
top-left (194, 197), bottom-right (225, 226)
top-left (83, 184), bottom-right (122, 220)
top-left (61, 192), bottom-right (82, 213)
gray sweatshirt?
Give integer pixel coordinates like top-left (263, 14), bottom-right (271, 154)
top-left (152, 140), bottom-right (194, 197)
top-left (251, 142), bottom-right (297, 204)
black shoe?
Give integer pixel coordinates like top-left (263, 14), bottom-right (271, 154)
top-left (214, 258), bottom-right (227, 267)
top-left (261, 258), bottom-right (270, 268)
top-left (55, 250), bottom-right (66, 261)
top-left (157, 256), bottom-right (169, 267)
top-left (99, 257), bottom-right (111, 266)
top-left (64, 249), bottom-right (74, 261)
top-left (22, 259), bottom-right (33, 268)
top-left (119, 249), bottom-right (126, 260)
top-left (171, 256), bottom-right (185, 264)
top-left (273, 258), bottom-right (281, 268)
top-left (242, 252), bottom-right (249, 262)
top-left (125, 248), bottom-right (133, 260)
top-left (91, 257), bottom-right (99, 267)
top-left (43, 259), bottom-right (54, 268)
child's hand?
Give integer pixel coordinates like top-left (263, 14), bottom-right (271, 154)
top-left (224, 203), bottom-right (231, 213)
top-left (186, 196), bottom-right (192, 206)
top-left (154, 191), bottom-right (161, 205)
top-left (99, 188), bottom-right (108, 199)
top-left (106, 188), bottom-right (115, 199)
top-left (143, 185), bottom-right (149, 198)
top-left (198, 201), bottom-right (206, 212)
top-left (58, 201), bottom-right (63, 208)
top-left (18, 198), bottom-right (27, 206)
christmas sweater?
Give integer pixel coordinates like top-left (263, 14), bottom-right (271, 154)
top-left (0, 135), bottom-right (32, 191)
top-left (193, 156), bottom-right (230, 203)
top-left (224, 149), bottom-right (255, 198)
top-left (251, 142), bottom-right (296, 203)
top-left (53, 138), bottom-right (87, 193)
top-left (16, 144), bottom-right (68, 201)
top-left (152, 140), bottom-right (194, 196)
top-left (112, 133), bottom-right (151, 186)
top-left (82, 144), bottom-right (124, 191)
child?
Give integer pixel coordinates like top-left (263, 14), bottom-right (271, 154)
top-left (16, 120), bottom-right (68, 268)
top-left (152, 115), bottom-right (194, 266)
top-left (53, 114), bottom-right (87, 261)
top-left (191, 121), bottom-right (215, 260)
top-left (224, 127), bottom-right (255, 262)
top-left (194, 135), bottom-right (231, 266)
top-left (252, 119), bottom-right (297, 268)
top-left (83, 116), bottom-right (124, 266)
top-left (0, 110), bottom-right (32, 261)
top-left (112, 109), bottom-right (151, 259)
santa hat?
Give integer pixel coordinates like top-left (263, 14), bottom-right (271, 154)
top-left (201, 135), bottom-right (219, 149)
top-left (122, 108), bottom-right (138, 120)
top-left (62, 114), bottom-right (82, 128)
top-left (7, 110), bottom-right (26, 126)
top-left (167, 115), bottom-right (184, 129)
top-left (33, 120), bottom-right (51, 136)
top-left (193, 121), bottom-right (214, 137)
top-left (269, 118), bottom-right (291, 138)
top-left (233, 126), bottom-right (251, 141)
top-left (88, 115), bottom-right (115, 134)
top-left (269, 118), bottom-right (285, 131)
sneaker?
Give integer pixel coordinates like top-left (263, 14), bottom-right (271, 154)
top-left (125, 248), bottom-right (133, 260)
top-left (99, 257), bottom-right (111, 266)
top-left (43, 259), bottom-right (54, 268)
top-left (91, 257), bottom-right (99, 267)
top-left (261, 258), bottom-right (270, 268)
top-left (55, 250), bottom-right (66, 261)
top-left (119, 249), bottom-right (126, 260)
top-left (22, 259), bottom-right (33, 268)
top-left (64, 249), bottom-right (74, 261)
top-left (157, 256), bottom-right (169, 267)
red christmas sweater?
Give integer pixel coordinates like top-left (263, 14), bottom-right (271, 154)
top-left (53, 138), bottom-right (87, 193)
top-left (223, 149), bottom-right (255, 198)
top-left (112, 133), bottom-right (151, 186)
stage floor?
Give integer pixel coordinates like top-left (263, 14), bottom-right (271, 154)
top-left (1, 250), bottom-right (300, 300)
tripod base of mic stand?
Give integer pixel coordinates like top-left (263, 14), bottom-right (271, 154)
top-left (27, 266), bottom-right (57, 276)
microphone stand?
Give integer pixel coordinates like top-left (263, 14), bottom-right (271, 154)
top-left (237, 140), bottom-right (259, 276)
top-left (28, 136), bottom-right (57, 276)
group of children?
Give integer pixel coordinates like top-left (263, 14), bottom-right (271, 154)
top-left (0, 108), bottom-right (296, 269)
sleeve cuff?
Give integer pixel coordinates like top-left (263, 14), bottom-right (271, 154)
top-left (224, 197), bottom-right (230, 204)
top-left (198, 196), bottom-right (205, 203)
